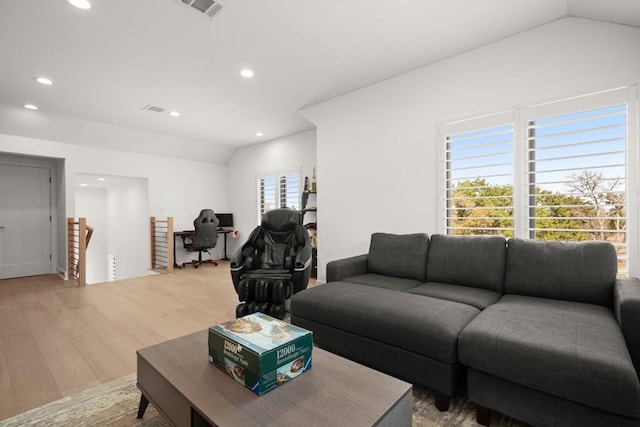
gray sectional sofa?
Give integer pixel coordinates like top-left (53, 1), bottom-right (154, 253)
top-left (289, 232), bottom-right (640, 427)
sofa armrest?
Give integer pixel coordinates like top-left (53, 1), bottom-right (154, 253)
top-left (614, 277), bottom-right (640, 372)
top-left (326, 254), bottom-right (368, 282)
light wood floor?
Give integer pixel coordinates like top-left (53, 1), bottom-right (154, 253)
top-left (0, 262), bottom-right (260, 421)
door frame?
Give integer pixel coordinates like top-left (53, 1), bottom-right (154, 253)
top-left (0, 153), bottom-right (61, 277)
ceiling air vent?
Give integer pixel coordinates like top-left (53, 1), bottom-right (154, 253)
top-left (178, 0), bottom-right (225, 19)
top-left (142, 104), bottom-right (166, 113)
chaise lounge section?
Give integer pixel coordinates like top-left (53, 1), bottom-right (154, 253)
top-left (459, 237), bottom-right (640, 427)
top-left (289, 232), bottom-right (640, 426)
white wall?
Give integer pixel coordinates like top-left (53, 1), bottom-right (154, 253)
top-left (0, 130), bottom-right (228, 278)
top-left (0, 107), bottom-right (313, 278)
top-left (0, 104), bottom-right (236, 164)
top-left (227, 130), bottom-right (317, 258)
top-left (105, 178), bottom-right (150, 281)
top-left (301, 17), bottom-right (640, 280)
top-left (75, 187), bottom-right (108, 283)
top-left (75, 178), bottom-right (152, 284)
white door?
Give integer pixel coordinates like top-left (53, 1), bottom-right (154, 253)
top-left (0, 164), bottom-right (52, 279)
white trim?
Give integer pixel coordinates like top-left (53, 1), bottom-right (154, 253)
top-left (626, 85), bottom-right (639, 277)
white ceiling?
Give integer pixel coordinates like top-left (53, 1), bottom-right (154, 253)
top-left (1, 0), bottom-right (638, 164)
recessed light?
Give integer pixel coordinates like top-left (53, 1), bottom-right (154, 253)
top-left (97, 177), bottom-right (106, 181)
top-left (23, 104), bottom-right (38, 110)
top-left (68, 0), bottom-right (91, 9)
top-left (240, 69), bottom-right (254, 78)
top-left (35, 77), bottom-right (53, 85)
top-left (80, 183), bottom-right (88, 187)
top-left (256, 132), bottom-right (264, 137)
top-left (169, 111), bottom-right (180, 117)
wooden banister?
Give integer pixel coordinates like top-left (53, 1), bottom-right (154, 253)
top-left (67, 217), bottom-right (93, 287)
top-left (150, 217), bottom-right (174, 273)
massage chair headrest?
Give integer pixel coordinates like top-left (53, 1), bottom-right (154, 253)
top-left (261, 208), bottom-right (301, 232)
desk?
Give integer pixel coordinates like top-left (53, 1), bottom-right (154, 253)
top-left (173, 228), bottom-right (235, 268)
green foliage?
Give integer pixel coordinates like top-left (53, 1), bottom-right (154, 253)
top-left (530, 188), bottom-right (588, 241)
top-left (449, 172), bottom-right (626, 243)
top-left (449, 178), bottom-right (513, 237)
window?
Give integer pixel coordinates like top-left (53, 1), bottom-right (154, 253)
top-left (257, 170), bottom-right (301, 223)
top-left (258, 176), bottom-right (277, 218)
top-left (441, 87), bottom-right (638, 276)
top-left (445, 113), bottom-right (515, 236)
top-left (527, 105), bottom-right (627, 241)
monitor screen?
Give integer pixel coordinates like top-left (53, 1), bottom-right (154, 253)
top-left (216, 213), bottom-right (233, 228)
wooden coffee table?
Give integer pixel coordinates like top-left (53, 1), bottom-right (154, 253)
top-left (136, 329), bottom-right (412, 427)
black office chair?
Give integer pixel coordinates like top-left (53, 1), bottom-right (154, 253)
top-left (230, 208), bottom-right (312, 320)
top-left (182, 209), bottom-right (219, 268)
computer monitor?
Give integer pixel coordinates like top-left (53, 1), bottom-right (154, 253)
top-left (216, 213), bottom-right (234, 228)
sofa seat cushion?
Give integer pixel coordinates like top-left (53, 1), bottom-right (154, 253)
top-left (290, 282), bottom-right (480, 363)
top-left (343, 273), bottom-right (423, 291)
top-left (459, 295), bottom-right (640, 417)
top-left (405, 282), bottom-right (501, 310)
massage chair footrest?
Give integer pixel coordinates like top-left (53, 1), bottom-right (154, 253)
top-left (237, 277), bottom-right (293, 304)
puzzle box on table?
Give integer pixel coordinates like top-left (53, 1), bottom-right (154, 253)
top-left (208, 312), bottom-right (313, 395)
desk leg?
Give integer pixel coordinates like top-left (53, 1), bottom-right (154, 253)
top-left (222, 233), bottom-right (230, 261)
top-left (173, 233), bottom-right (183, 269)
top-left (137, 394), bottom-right (150, 418)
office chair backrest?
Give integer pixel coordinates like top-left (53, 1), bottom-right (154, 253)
top-left (193, 209), bottom-right (219, 249)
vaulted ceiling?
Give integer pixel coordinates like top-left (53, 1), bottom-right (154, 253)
top-left (0, 0), bottom-right (638, 163)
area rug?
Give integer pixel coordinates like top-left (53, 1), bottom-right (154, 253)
top-left (0, 374), bottom-right (527, 426)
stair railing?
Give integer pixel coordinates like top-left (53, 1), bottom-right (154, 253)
top-left (150, 216), bottom-right (174, 273)
top-left (67, 217), bottom-right (93, 287)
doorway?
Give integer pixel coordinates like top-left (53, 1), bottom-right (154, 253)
top-left (75, 173), bottom-right (151, 283)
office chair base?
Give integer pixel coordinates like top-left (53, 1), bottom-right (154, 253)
top-left (182, 259), bottom-right (218, 268)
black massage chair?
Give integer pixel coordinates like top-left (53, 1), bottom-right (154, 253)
top-left (230, 208), bottom-right (312, 320)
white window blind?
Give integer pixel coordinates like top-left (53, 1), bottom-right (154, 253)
top-left (527, 101), bottom-right (628, 274)
top-left (259, 176), bottom-right (277, 219)
top-left (257, 170), bottom-right (301, 223)
top-left (280, 174), bottom-right (300, 209)
top-left (440, 87), bottom-right (637, 276)
top-left (444, 112), bottom-right (515, 236)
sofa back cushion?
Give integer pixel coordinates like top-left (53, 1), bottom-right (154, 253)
top-left (504, 238), bottom-right (617, 307)
top-left (426, 234), bottom-right (507, 293)
top-left (368, 233), bottom-right (429, 282)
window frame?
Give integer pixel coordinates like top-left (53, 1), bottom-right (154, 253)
top-left (440, 110), bottom-right (518, 236)
top-left (255, 168), bottom-right (302, 225)
top-left (438, 86), bottom-right (639, 277)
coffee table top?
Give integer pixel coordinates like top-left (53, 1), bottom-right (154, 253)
top-left (137, 329), bottom-right (412, 427)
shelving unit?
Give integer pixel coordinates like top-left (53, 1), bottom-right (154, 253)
top-left (302, 190), bottom-right (317, 278)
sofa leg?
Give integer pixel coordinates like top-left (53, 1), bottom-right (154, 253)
top-left (476, 404), bottom-right (491, 426)
top-left (435, 393), bottom-right (449, 411)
